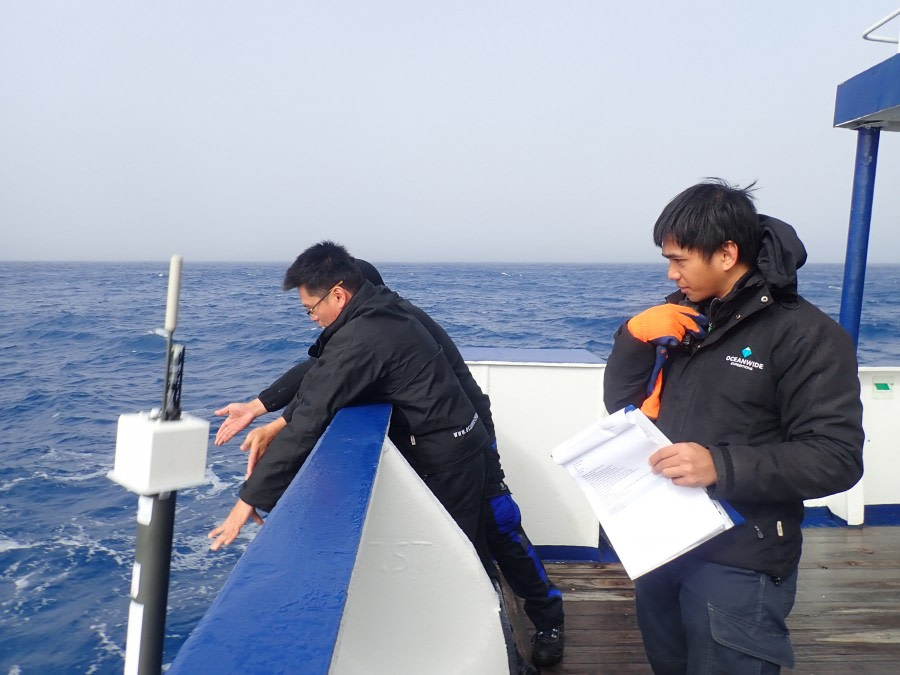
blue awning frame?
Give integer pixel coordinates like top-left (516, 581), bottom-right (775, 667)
top-left (833, 52), bottom-right (900, 345)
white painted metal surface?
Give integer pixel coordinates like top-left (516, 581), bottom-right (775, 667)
top-left (332, 439), bottom-right (508, 675)
top-left (808, 367), bottom-right (900, 524)
top-left (468, 355), bottom-right (898, 532)
top-left (468, 357), bottom-right (607, 550)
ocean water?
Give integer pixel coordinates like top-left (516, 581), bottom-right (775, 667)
top-left (1, 260), bottom-right (899, 673)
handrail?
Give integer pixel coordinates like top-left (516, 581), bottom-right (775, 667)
top-left (169, 405), bottom-right (392, 674)
top-left (169, 403), bottom-right (511, 674)
top-left (863, 8), bottom-right (900, 46)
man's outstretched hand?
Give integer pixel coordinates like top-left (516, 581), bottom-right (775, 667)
top-left (208, 498), bottom-right (264, 551)
top-left (214, 398), bottom-right (267, 446)
top-left (240, 417), bottom-right (287, 479)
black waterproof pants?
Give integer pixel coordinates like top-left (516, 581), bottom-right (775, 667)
top-left (421, 450), bottom-right (495, 576)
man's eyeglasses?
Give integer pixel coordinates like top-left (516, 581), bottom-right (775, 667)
top-left (306, 280), bottom-right (343, 317)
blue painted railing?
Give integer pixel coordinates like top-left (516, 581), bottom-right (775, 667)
top-left (170, 404), bottom-right (392, 674)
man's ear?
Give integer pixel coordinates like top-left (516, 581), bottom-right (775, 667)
top-left (720, 240), bottom-right (740, 271)
top-left (333, 286), bottom-right (351, 308)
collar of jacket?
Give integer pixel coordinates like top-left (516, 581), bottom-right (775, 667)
top-left (306, 281), bottom-right (391, 358)
top-left (666, 271), bottom-right (774, 348)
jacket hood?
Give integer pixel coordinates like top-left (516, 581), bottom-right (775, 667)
top-left (756, 214), bottom-right (807, 303)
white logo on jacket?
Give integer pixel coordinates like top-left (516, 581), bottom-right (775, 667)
top-left (725, 356), bottom-right (765, 370)
top-left (452, 413), bottom-right (480, 438)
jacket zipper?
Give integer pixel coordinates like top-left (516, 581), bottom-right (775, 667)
top-left (707, 298), bottom-right (720, 333)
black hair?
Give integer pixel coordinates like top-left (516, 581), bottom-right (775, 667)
top-left (283, 241), bottom-right (365, 294)
top-left (652, 178), bottom-right (761, 264)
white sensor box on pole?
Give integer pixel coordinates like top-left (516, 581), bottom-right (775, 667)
top-left (109, 412), bottom-right (209, 495)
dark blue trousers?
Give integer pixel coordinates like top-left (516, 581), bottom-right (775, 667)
top-left (634, 556), bottom-right (797, 674)
top-left (485, 490), bottom-right (564, 631)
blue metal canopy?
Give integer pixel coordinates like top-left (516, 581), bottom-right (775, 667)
top-left (834, 53), bottom-right (900, 130)
top-left (833, 16), bottom-right (899, 347)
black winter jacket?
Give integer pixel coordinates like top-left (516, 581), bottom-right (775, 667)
top-left (257, 297), bottom-right (504, 488)
top-left (604, 217), bottom-right (864, 577)
top-left (240, 282), bottom-right (489, 511)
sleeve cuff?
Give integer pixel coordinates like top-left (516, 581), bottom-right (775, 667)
top-left (707, 444), bottom-right (733, 496)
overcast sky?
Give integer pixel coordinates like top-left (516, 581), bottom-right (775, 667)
top-left (2, 2), bottom-right (899, 263)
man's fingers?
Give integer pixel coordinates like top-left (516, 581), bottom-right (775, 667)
top-left (685, 318), bottom-right (707, 337)
top-left (649, 443), bottom-right (715, 487)
top-left (658, 464), bottom-right (683, 479)
top-left (242, 427), bottom-right (269, 456)
top-left (208, 513), bottom-right (262, 550)
top-left (243, 438), bottom-right (259, 455)
top-left (216, 426), bottom-right (236, 445)
top-left (676, 308), bottom-right (705, 321)
top-left (208, 524), bottom-right (237, 551)
top-left (208, 525), bottom-right (228, 551)
top-left (648, 444), bottom-right (677, 466)
top-left (678, 311), bottom-right (708, 337)
top-left (245, 446), bottom-right (261, 478)
top-left (676, 314), bottom-right (700, 330)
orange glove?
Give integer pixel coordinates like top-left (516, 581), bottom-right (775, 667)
top-left (627, 304), bottom-right (707, 343)
top-left (642, 369), bottom-right (664, 419)
top-left (640, 340), bottom-right (677, 419)
top-left (627, 305), bottom-right (707, 419)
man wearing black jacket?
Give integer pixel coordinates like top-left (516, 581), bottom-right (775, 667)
top-left (213, 257), bottom-right (566, 668)
top-left (603, 180), bottom-right (864, 674)
top-left (209, 242), bottom-right (491, 575)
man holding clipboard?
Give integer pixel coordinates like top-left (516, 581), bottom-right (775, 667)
top-left (604, 179), bottom-right (864, 674)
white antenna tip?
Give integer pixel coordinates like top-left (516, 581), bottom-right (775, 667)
top-left (164, 255), bottom-right (183, 334)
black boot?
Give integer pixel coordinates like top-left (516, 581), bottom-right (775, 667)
top-left (531, 625), bottom-right (564, 667)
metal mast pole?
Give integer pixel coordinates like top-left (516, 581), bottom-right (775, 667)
top-left (126, 255), bottom-right (183, 675)
top-left (838, 127), bottom-right (880, 346)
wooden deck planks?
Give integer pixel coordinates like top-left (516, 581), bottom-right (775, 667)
top-left (505, 527), bottom-right (900, 674)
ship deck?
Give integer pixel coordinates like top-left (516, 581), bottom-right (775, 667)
top-left (505, 526), bottom-right (900, 674)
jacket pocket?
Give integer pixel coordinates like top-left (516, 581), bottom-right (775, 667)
top-left (708, 604), bottom-right (794, 668)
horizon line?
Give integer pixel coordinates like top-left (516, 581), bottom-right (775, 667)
top-left (0, 258), bottom-right (874, 266)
